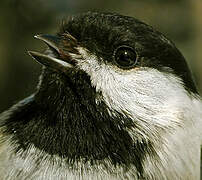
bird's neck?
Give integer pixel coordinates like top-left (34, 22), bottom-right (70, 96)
top-left (2, 93), bottom-right (201, 179)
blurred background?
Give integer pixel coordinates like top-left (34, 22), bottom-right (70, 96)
top-left (0, 0), bottom-right (201, 112)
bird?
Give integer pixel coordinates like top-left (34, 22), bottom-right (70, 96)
top-left (0, 11), bottom-right (202, 180)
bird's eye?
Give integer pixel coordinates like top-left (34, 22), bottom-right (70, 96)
top-left (114, 46), bottom-right (137, 69)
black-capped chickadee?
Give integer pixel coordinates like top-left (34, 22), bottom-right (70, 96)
top-left (0, 11), bottom-right (202, 180)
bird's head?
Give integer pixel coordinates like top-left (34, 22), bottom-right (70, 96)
top-left (29, 11), bottom-right (197, 138)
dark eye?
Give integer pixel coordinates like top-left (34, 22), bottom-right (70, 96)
top-left (114, 46), bottom-right (137, 69)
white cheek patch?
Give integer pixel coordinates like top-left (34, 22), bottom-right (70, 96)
top-left (76, 47), bottom-right (194, 128)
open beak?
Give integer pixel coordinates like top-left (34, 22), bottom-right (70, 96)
top-left (28, 34), bottom-right (79, 72)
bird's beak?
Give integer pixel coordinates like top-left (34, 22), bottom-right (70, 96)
top-left (28, 34), bottom-right (79, 72)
